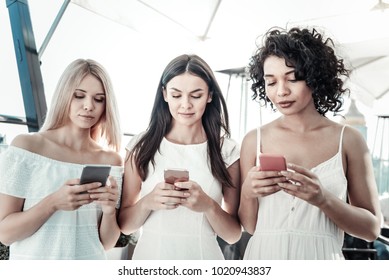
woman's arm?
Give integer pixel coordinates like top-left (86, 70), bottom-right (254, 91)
top-left (0, 194), bottom-right (53, 245)
top-left (118, 152), bottom-right (187, 234)
top-left (118, 154), bottom-right (151, 235)
top-left (238, 129), bottom-right (284, 235)
top-left (94, 176), bottom-right (121, 250)
top-left (321, 127), bottom-right (381, 240)
top-left (238, 130), bottom-right (259, 234)
top-left (174, 160), bottom-right (242, 244)
top-left (99, 211), bottom-right (120, 250)
top-left (205, 160), bottom-right (242, 244)
top-left (280, 127), bottom-right (381, 241)
top-left (93, 152), bottom-right (124, 250)
top-left (0, 179), bottom-right (97, 245)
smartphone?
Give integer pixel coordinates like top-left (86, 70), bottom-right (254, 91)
top-left (164, 168), bottom-right (189, 185)
top-left (80, 164), bottom-right (112, 186)
top-left (259, 154), bottom-right (287, 171)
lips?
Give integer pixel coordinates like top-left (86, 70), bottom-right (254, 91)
top-left (79, 115), bottom-right (95, 120)
top-left (179, 112), bottom-right (194, 117)
top-left (277, 101), bottom-right (294, 108)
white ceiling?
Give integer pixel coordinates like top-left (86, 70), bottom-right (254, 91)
top-left (1, 0), bottom-right (388, 144)
top-left (71, 0), bottom-right (389, 108)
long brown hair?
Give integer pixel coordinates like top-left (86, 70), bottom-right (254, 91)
top-left (128, 54), bottom-right (234, 188)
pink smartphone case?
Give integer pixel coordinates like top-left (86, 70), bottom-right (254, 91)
top-left (259, 154), bottom-right (287, 171)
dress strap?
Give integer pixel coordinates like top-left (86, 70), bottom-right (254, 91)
top-left (256, 127), bottom-right (261, 166)
top-left (338, 125), bottom-right (347, 153)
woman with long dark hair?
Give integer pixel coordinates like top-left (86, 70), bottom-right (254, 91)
top-left (119, 54), bottom-right (241, 259)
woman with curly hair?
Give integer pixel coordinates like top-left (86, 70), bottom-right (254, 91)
top-left (238, 27), bottom-right (381, 259)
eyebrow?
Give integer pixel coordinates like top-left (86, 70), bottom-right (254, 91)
top-left (264, 69), bottom-right (295, 78)
top-left (74, 89), bottom-right (105, 95)
top-left (169, 87), bottom-right (205, 94)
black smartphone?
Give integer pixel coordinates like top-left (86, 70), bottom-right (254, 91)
top-left (164, 168), bottom-right (189, 185)
top-left (80, 165), bottom-right (112, 186)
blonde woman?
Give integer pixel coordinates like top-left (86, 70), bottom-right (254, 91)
top-left (0, 59), bottom-right (123, 259)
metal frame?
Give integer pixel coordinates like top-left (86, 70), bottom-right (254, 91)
top-left (4, 0), bottom-right (136, 137)
top-left (6, 0), bottom-right (47, 132)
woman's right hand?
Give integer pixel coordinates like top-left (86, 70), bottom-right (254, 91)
top-left (241, 166), bottom-right (284, 199)
top-left (50, 179), bottom-right (101, 211)
top-left (143, 181), bottom-right (190, 211)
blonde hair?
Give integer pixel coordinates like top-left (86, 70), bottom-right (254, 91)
top-left (40, 59), bottom-right (122, 152)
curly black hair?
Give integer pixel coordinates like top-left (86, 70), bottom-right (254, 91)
top-left (248, 27), bottom-right (350, 116)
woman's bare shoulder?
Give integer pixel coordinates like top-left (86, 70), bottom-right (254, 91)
top-left (342, 124), bottom-right (368, 152)
top-left (241, 128), bottom-right (257, 146)
top-left (101, 149), bottom-right (123, 167)
top-left (261, 120), bottom-right (278, 133)
top-left (10, 133), bottom-right (46, 153)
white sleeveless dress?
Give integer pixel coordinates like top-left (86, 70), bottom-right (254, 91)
top-left (126, 135), bottom-right (240, 259)
top-left (0, 146), bottom-right (123, 259)
top-left (243, 126), bottom-right (348, 260)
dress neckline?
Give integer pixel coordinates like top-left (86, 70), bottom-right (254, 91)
top-left (163, 137), bottom-right (207, 147)
top-left (310, 151), bottom-right (340, 171)
top-left (6, 145), bottom-right (122, 168)
top-left (256, 125), bottom-right (347, 171)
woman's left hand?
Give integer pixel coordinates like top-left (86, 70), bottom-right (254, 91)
top-left (88, 176), bottom-right (119, 214)
top-left (277, 163), bottom-right (326, 207)
top-left (174, 180), bottom-right (213, 213)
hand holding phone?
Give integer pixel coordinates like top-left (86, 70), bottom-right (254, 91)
top-left (80, 165), bottom-right (112, 186)
top-left (259, 154), bottom-right (287, 171)
top-left (163, 168), bottom-right (189, 205)
top-left (164, 168), bottom-right (189, 185)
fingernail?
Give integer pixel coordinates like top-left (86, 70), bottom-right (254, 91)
top-left (280, 171), bottom-right (288, 176)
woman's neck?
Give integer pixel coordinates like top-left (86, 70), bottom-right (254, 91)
top-left (43, 126), bottom-right (96, 151)
top-left (278, 112), bottom-right (328, 133)
top-left (165, 124), bottom-right (207, 145)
